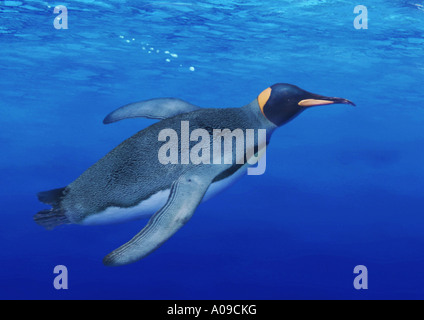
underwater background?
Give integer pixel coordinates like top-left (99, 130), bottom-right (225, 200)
top-left (0, 0), bottom-right (423, 300)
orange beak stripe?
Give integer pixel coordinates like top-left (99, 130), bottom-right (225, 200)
top-left (298, 99), bottom-right (335, 107)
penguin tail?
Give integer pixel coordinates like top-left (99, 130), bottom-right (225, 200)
top-left (34, 209), bottom-right (70, 230)
top-left (34, 187), bottom-right (70, 230)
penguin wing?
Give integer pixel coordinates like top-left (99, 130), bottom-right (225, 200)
top-left (103, 98), bottom-right (200, 124)
top-left (103, 171), bottom-right (213, 267)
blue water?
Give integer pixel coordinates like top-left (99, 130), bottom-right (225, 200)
top-left (1, 0), bottom-right (424, 300)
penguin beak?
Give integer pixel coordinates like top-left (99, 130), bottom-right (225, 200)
top-left (298, 96), bottom-right (356, 107)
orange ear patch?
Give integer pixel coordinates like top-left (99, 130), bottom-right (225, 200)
top-left (258, 87), bottom-right (272, 115)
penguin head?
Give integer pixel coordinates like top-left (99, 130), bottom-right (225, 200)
top-left (257, 83), bottom-right (355, 127)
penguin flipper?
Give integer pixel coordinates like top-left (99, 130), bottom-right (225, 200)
top-left (103, 172), bottom-right (212, 267)
top-left (103, 98), bottom-right (200, 124)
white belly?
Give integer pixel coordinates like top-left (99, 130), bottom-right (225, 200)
top-left (81, 167), bottom-right (247, 226)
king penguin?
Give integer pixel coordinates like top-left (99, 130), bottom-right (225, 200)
top-left (35, 83), bottom-right (355, 267)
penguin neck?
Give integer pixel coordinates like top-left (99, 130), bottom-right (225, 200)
top-left (241, 100), bottom-right (278, 133)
